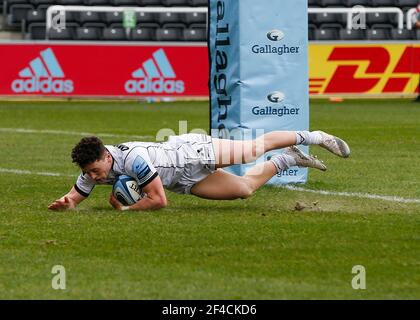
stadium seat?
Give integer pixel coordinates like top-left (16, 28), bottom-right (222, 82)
top-left (23, 8), bottom-right (45, 32)
top-left (138, 0), bottom-right (163, 5)
top-left (109, 22), bottom-right (125, 29)
top-left (190, 22), bottom-right (205, 29)
top-left (395, 0), bottom-right (418, 6)
top-left (102, 27), bottom-right (127, 40)
top-left (104, 11), bottom-right (123, 25)
top-left (7, 4), bottom-right (34, 28)
top-left (136, 12), bottom-right (158, 24)
top-left (158, 12), bottom-right (182, 25)
top-left (183, 26), bottom-right (206, 41)
top-left (58, 0), bottom-right (84, 4)
top-left (319, 0), bottom-right (345, 6)
top-left (77, 11), bottom-right (102, 25)
top-left (372, 23), bottom-right (394, 29)
top-left (314, 27), bottom-right (339, 40)
top-left (416, 29), bottom-right (420, 40)
top-left (320, 22), bottom-right (344, 30)
top-left (339, 28), bottom-right (366, 39)
top-left (156, 27), bottom-right (183, 41)
top-left (308, 24), bottom-right (316, 40)
top-left (369, 0), bottom-right (396, 6)
top-left (162, 0), bottom-right (189, 5)
top-left (30, 0), bottom-right (56, 6)
top-left (110, 0), bottom-right (138, 5)
top-left (48, 23), bottom-right (79, 40)
top-left (130, 26), bottom-right (157, 41)
top-left (308, 12), bottom-right (317, 25)
top-left (388, 10), bottom-right (402, 26)
top-left (367, 26), bottom-right (391, 39)
top-left (313, 12), bottom-right (346, 26)
top-left (25, 8), bottom-right (46, 25)
top-left (84, 0), bottom-right (110, 5)
top-left (76, 26), bottom-right (102, 40)
top-left (26, 22), bottom-right (46, 39)
top-left (67, 12), bottom-right (78, 23)
top-left (43, 8), bottom-right (77, 23)
top-left (344, 0), bottom-right (370, 6)
top-left (82, 21), bottom-right (107, 29)
top-left (366, 12), bottom-right (393, 26)
top-left (183, 12), bottom-right (206, 25)
top-left (48, 28), bottom-right (73, 40)
top-left (3, 0), bottom-right (28, 15)
top-left (188, 0), bottom-right (208, 5)
top-left (391, 28), bottom-right (414, 39)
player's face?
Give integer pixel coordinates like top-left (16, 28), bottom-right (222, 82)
top-left (83, 153), bottom-right (113, 183)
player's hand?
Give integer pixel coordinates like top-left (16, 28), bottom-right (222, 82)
top-left (48, 196), bottom-right (76, 211)
top-left (109, 193), bottom-right (124, 211)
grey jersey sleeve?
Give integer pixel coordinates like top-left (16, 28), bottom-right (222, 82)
top-left (124, 147), bottom-right (158, 188)
top-left (74, 173), bottom-right (96, 197)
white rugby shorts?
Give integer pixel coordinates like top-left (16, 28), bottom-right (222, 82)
top-left (166, 133), bottom-right (217, 194)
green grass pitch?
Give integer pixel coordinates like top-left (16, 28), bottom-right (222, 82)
top-left (0, 99), bottom-right (419, 299)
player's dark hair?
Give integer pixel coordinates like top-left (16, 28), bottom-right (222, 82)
top-left (71, 136), bottom-right (106, 168)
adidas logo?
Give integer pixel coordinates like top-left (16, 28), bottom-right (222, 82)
top-left (125, 49), bottom-right (185, 94)
top-left (12, 48), bottom-right (74, 94)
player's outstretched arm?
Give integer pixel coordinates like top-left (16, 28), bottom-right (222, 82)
top-left (109, 176), bottom-right (167, 211)
top-left (48, 186), bottom-right (87, 211)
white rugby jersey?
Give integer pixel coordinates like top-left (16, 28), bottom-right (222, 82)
top-left (74, 141), bottom-right (189, 197)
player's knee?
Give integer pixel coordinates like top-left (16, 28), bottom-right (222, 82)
top-left (240, 189), bottom-right (253, 199)
top-left (238, 184), bottom-right (254, 199)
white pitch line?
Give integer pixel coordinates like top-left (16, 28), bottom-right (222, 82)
top-left (282, 185), bottom-right (420, 204)
top-left (0, 127), bottom-right (153, 140)
top-left (0, 168), bottom-right (77, 178)
top-left (0, 168), bottom-right (74, 178)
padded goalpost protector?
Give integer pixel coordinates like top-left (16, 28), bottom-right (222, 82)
top-left (208, 0), bottom-right (310, 184)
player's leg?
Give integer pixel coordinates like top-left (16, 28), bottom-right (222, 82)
top-left (212, 130), bottom-right (350, 168)
top-left (191, 164), bottom-right (278, 200)
top-left (212, 131), bottom-right (296, 168)
top-left (191, 146), bottom-right (326, 200)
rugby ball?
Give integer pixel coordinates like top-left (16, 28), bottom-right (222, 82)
top-left (112, 175), bottom-right (146, 206)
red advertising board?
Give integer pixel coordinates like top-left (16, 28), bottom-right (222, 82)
top-left (0, 43), bottom-right (209, 97)
top-left (0, 43), bottom-right (418, 98)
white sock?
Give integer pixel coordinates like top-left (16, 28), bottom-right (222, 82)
top-left (295, 131), bottom-right (323, 146)
top-left (270, 154), bottom-right (296, 173)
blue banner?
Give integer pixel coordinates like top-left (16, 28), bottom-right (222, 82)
top-left (209, 0), bottom-right (309, 184)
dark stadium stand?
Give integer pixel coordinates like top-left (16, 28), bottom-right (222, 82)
top-left (367, 25), bottom-right (393, 39)
top-left (76, 25), bottom-right (101, 39)
top-left (308, 0), bottom-right (419, 40)
top-left (130, 24), bottom-right (156, 40)
top-left (155, 25), bottom-right (182, 41)
top-left (102, 26), bottom-right (127, 40)
top-left (1, 0), bottom-right (419, 41)
top-left (339, 27), bottom-right (367, 39)
top-left (314, 26), bottom-right (340, 40)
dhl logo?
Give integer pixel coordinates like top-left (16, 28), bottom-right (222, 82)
top-left (309, 44), bottom-right (420, 95)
